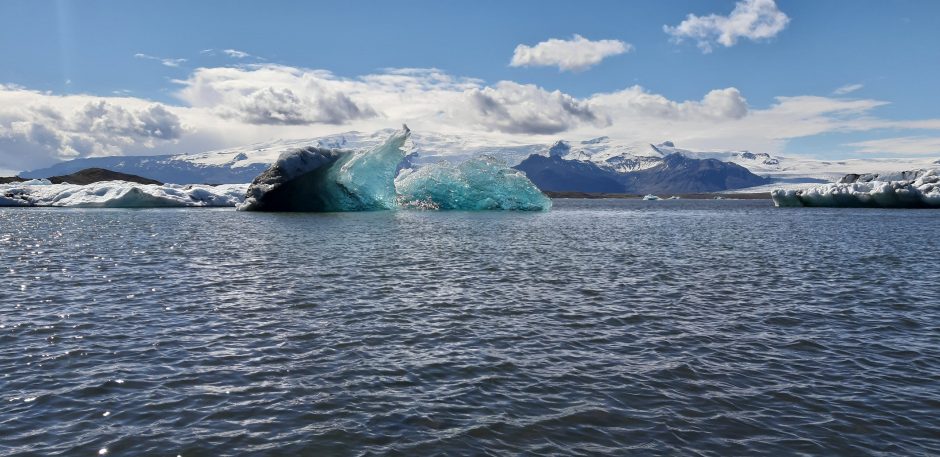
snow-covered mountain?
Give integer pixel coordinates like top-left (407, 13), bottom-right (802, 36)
top-left (21, 129), bottom-right (940, 188)
top-left (550, 137), bottom-right (940, 184)
top-left (515, 149), bottom-right (770, 194)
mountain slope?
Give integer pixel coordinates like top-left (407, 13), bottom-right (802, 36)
top-left (624, 154), bottom-right (770, 193)
top-left (510, 154), bottom-right (624, 193)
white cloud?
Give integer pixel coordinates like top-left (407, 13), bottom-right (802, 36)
top-left (589, 86), bottom-right (749, 121)
top-left (848, 136), bottom-right (940, 155)
top-left (510, 35), bottom-right (632, 71)
top-left (0, 86), bottom-right (187, 172)
top-left (134, 53), bottom-right (187, 68)
top-left (174, 65), bottom-right (377, 125)
top-left (833, 83), bottom-right (864, 95)
top-left (457, 81), bottom-right (607, 134)
top-left (664, 0), bottom-right (790, 53)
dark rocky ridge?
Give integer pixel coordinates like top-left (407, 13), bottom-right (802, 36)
top-left (1, 168), bottom-right (162, 186)
top-left (48, 168), bottom-right (163, 185)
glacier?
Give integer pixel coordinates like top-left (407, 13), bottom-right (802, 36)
top-left (238, 126), bottom-right (550, 212)
top-left (771, 169), bottom-right (940, 208)
top-left (0, 180), bottom-right (247, 208)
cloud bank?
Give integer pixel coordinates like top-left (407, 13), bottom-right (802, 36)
top-left (1, 63), bottom-right (938, 174)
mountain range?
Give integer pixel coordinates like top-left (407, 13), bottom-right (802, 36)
top-left (513, 150), bottom-right (770, 194)
top-left (20, 129), bottom-right (940, 193)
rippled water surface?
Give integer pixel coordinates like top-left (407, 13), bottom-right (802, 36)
top-left (2, 199), bottom-right (939, 456)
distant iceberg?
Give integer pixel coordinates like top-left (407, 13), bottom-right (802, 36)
top-left (239, 126), bottom-right (550, 212)
top-left (771, 169), bottom-right (940, 208)
top-left (0, 181), bottom-right (247, 207)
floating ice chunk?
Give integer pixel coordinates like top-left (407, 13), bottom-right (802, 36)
top-left (0, 181), bottom-right (247, 207)
top-left (771, 169), bottom-right (940, 208)
top-left (395, 156), bottom-right (551, 211)
top-left (240, 126), bottom-right (549, 212)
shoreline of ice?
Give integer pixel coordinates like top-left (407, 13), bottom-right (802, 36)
top-left (771, 169), bottom-right (940, 208)
top-left (0, 180), bottom-right (248, 208)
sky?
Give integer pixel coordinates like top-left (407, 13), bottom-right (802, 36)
top-left (1, 0), bottom-right (939, 174)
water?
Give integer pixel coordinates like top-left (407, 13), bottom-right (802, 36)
top-left (1, 199), bottom-right (938, 456)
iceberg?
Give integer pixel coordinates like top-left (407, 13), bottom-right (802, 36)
top-left (239, 126), bottom-right (550, 212)
top-left (771, 169), bottom-right (940, 208)
top-left (0, 181), bottom-right (247, 207)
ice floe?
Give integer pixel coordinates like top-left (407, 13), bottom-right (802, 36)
top-left (0, 181), bottom-right (247, 208)
top-left (771, 169), bottom-right (940, 208)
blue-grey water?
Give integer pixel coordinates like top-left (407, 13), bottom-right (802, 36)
top-left (1, 199), bottom-right (939, 456)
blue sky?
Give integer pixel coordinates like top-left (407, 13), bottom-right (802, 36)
top-left (1, 0), bottom-right (939, 173)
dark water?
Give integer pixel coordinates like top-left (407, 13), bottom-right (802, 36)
top-left (1, 199), bottom-right (939, 456)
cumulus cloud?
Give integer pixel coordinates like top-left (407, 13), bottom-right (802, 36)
top-left (664, 0), bottom-right (790, 53)
top-left (134, 53), bottom-right (187, 68)
top-left (175, 65), bottom-right (377, 125)
top-left (833, 83), bottom-right (864, 95)
top-left (0, 86), bottom-right (187, 171)
top-left (589, 86), bottom-right (749, 121)
top-left (457, 81), bottom-right (607, 134)
top-left (510, 35), bottom-right (632, 71)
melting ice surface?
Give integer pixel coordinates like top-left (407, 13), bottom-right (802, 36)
top-left (238, 126), bottom-right (550, 212)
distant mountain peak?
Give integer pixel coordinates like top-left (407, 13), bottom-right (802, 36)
top-left (548, 140), bottom-right (571, 157)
